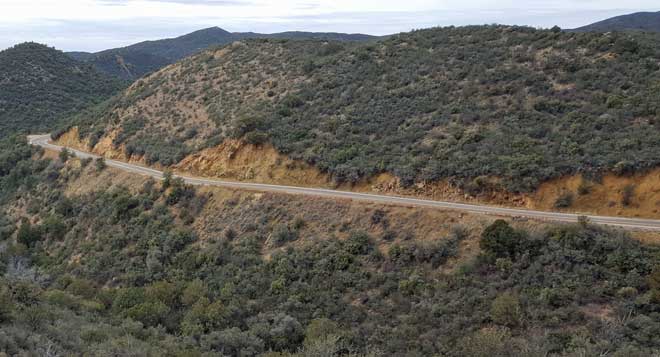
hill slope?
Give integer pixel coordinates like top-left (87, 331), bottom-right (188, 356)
top-left (63, 26), bottom-right (660, 193)
top-left (574, 11), bottom-right (660, 32)
top-left (70, 27), bottom-right (376, 80)
top-left (0, 43), bottom-right (124, 138)
top-left (0, 137), bottom-right (658, 356)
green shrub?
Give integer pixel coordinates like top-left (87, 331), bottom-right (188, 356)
top-left (577, 180), bottom-right (591, 195)
top-left (59, 148), bottom-right (71, 162)
top-left (270, 224), bottom-right (298, 247)
top-left (554, 191), bottom-right (574, 208)
top-left (0, 284), bottom-right (14, 323)
top-left (244, 131), bottom-right (269, 145)
top-left (345, 231), bottom-right (371, 255)
top-left (622, 184), bottom-right (635, 206)
top-left (479, 220), bottom-right (524, 260)
top-left (125, 301), bottom-right (170, 327)
top-left (16, 220), bottom-right (41, 248)
top-left (490, 292), bottom-right (523, 327)
top-left (94, 157), bottom-right (106, 171)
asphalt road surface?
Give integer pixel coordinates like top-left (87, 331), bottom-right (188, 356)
top-left (28, 134), bottom-right (660, 231)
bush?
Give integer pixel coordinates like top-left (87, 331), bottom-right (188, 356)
top-left (345, 231), bottom-right (371, 255)
top-left (112, 288), bottom-right (146, 312)
top-left (271, 224), bottom-right (298, 247)
top-left (457, 327), bottom-right (514, 357)
top-left (0, 284), bottom-right (13, 323)
top-left (244, 131), bottom-right (269, 145)
top-left (554, 191), bottom-right (574, 208)
top-left (479, 220), bottom-right (524, 260)
top-left (490, 292), bottom-right (523, 327)
top-left (125, 301), bottom-right (170, 327)
top-left (622, 184), bottom-right (635, 206)
top-left (16, 220), bottom-right (41, 248)
top-left (577, 180), bottom-right (591, 195)
top-left (94, 157), bottom-right (106, 171)
top-left (370, 209), bottom-right (387, 226)
top-left (613, 161), bottom-right (635, 176)
top-left (304, 318), bottom-right (341, 344)
top-left (58, 148), bottom-right (71, 162)
top-left (80, 157), bottom-right (93, 167)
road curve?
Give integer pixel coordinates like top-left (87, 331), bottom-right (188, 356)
top-left (28, 134), bottom-right (660, 231)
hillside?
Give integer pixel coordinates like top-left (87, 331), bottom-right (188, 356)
top-left (0, 43), bottom-right (125, 138)
top-left (62, 26), bottom-right (660, 197)
top-left (0, 136), bottom-right (659, 355)
top-left (69, 27), bottom-right (376, 80)
top-left (574, 11), bottom-right (660, 32)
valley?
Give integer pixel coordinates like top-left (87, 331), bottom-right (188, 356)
top-left (1, 8), bottom-right (660, 356)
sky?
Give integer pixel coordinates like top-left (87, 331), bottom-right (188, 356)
top-left (0, 0), bottom-right (659, 52)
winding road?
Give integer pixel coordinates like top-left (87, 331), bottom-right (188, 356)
top-left (28, 134), bottom-right (660, 231)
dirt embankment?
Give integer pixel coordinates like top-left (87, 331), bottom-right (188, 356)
top-left (55, 127), bottom-right (161, 169)
top-left (175, 139), bottom-right (331, 187)
top-left (55, 127), bottom-right (660, 219)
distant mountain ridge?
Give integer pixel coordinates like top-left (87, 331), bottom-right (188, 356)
top-left (68, 27), bottom-right (377, 80)
top-left (573, 11), bottom-right (660, 32)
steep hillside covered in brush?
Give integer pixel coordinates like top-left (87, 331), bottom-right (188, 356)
top-left (0, 137), bottom-right (659, 356)
top-left (64, 26), bottom-right (660, 192)
top-left (0, 43), bottom-right (124, 137)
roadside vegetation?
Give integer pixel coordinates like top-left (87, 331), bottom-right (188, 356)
top-left (0, 137), bottom-right (658, 356)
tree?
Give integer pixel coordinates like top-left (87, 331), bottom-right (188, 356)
top-left (480, 220), bottom-right (523, 259)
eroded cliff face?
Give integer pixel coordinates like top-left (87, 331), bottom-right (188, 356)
top-left (175, 139), bottom-right (331, 187)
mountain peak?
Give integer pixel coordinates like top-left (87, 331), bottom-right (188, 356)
top-left (196, 26), bottom-right (231, 34)
top-left (181, 26), bottom-right (233, 39)
top-left (573, 11), bottom-right (660, 32)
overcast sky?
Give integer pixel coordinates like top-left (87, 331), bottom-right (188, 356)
top-left (1, 0), bottom-right (658, 52)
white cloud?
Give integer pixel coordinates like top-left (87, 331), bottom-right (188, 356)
top-left (0, 0), bottom-right (658, 51)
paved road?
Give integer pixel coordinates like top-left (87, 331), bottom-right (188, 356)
top-left (28, 134), bottom-right (660, 231)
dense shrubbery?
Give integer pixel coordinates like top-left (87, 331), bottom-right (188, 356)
top-left (68, 26), bottom-right (660, 191)
top-left (0, 139), bottom-right (658, 355)
top-left (0, 43), bottom-right (125, 138)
